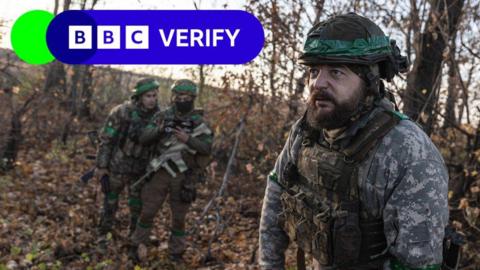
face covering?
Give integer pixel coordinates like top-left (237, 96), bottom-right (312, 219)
top-left (175, 100), bottom-right (194, 113)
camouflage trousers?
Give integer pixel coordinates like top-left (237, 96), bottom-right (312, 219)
top-left (98, 172), bottom-right (143, 236)
top-left (130, 169), bottom-right (191, 256)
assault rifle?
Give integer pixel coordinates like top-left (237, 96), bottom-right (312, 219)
top-left (130, 122), bottom-right (212, 189)
top-left (80, 130), bottom-right (99, 184)
top-left (163, 118), bottom-right (194, 134)
top-left (81, 170), bottom-right (110, 194)
top-left (79, 130), bottom-right (111, 194)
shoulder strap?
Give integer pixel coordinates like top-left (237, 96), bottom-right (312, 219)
top-left (116, 102), bottom-right (137, 147)
top-left (341, 110), bottom-right (404, 162)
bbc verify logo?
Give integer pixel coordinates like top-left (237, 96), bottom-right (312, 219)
top-left (12, 10), bottom-right (264, 65)
top-left (69, 26), bottom-right (149, 49)
top-left (68, 25), bottom-right (241, 49)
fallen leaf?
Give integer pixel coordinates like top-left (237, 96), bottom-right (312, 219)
top-left (458, 198), bottom-right (469, 209)
top-left (245, 163), bottom-right (254, 174)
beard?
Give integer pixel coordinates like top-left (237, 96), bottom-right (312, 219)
top-left (306, 86), bottom-right (367, 130)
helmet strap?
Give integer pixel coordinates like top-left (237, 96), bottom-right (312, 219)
top-left (365, 64), bottom-right (384, 99)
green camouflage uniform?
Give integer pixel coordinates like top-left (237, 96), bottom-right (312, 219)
top-left (259, 13), bottom-right (448, 270)
top-left (96, 78), bottom-right (160, 235)
top-left (130, 80), bottom-right (213, 258)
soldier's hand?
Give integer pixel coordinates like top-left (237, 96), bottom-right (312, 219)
top-left (173, 128), bottom-right (189, 143)
top-left (156, 117), bottom-right (164, 128)
top-left (94, 168), bottom-right (109, 181)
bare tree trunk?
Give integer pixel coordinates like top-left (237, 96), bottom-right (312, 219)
top-left (269, 0), bottom-right (278, 97)
top-left (69, 65), bottom-right (82, 115)
top-left (90, 0), bottom-right (99, 9)
top-left (403, 0), bottom-right (464, 134)
top-left (444, 37), bottom-right (458, 129)
top-left (2, 110), bottom-right (21, 171)
top-left (284, 0), bottom-right (324, 130)
top-left (43, 61), bottom-right (66, 93)
top-left (53, 0), bottom-right (60, 15)
top-left (457, 58), bottom-right (475, 124)
top-left (79, 65), bottom-right (94, 119)
top-left (1, 91), bottom-right (36, 171)
top-left (198, 64), bottom-right (205, 100)
top-left (44, 0), bottom-right (72, 94)
top-left (285, 72), bottom-right (307, 126)
top-left (313, 0), bottom-right (325, 24)
top-left (63, 0), bottom-right (72, 11)
top-left (284, 0), bottom-right (306, 128)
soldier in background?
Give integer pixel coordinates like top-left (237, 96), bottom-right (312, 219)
top-left (94, 78), bottom-right (161, 247)
top-left (129, 79), bottom-right (213, 262)
top-left (259, 13), bottom-right (449, 269)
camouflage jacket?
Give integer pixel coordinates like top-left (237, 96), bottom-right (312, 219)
top-left (139, 106), bottom-right (213, 172)
top-left (96, 100), bottom-right (160, 175)
top-left (259, 99), bottom-right (449, 269)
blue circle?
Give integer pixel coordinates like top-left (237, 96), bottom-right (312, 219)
top-left (47, 10), bottom-right (97, 64)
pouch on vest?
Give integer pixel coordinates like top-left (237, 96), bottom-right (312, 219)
top-left (311, 213), bottom-right (333, 265)
top-left (279, 188), bottom-right (334, 265)
top-left (332, 200), bottom-right (362, 266)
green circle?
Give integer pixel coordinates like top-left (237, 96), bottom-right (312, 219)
top-left (11, 10), bottom-right (55, 65)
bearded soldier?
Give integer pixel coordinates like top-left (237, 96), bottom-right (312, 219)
top-left (95, 78), bottom-right (161, 244)
top-left (259, 13), bottom-right (449, 270)
top-left (129, 79), bottom-right (213, 262)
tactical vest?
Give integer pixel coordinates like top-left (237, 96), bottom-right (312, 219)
top-left (110, 103), bottom-right (159, 174)
top-left (121, 108), bottom-right (156, 157)
top-left (278, 110), bottom-right (405, 268)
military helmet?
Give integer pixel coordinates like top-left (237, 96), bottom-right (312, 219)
top-left (132, 78), bottom-right (160, 98)
top-left (171, 79), bottom-right (197, 97)
top-left (299, 12), bottom-right (409, 82)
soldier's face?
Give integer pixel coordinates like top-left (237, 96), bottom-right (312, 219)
top-left (140, 90), bottom-right (158, 110)
top-left (306, 64), bottom-right (366, 129)
top-left (174, 94), bottom-right (195, 113)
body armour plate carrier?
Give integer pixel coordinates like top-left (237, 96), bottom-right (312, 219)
top-left (278, 110), bottom-right (402, 268)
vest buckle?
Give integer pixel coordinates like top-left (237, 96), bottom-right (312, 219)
top-left (343, 155), bottom-right (354, 164)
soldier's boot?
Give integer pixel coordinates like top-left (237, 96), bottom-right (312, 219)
top-left (128, 216), bottom-right (138, 237)
top-left (98, 194), bottom-right (119, 232)
top-left (96, 235), bottom-right (109, 255)
top-left (127, 197), bottom-right (142, 237)
top-left (97, 193), bottom-right (119, 253)
top-left (168, 229), bottom-right (187, 262)
top-left (128, 216), bottom-right (157, 245)
top-left (127, 243), bottom-right (140, 263)
top-left (129, 222), bottom-right (152, 263)
top-left (97, 214), bottom-right (115, 236)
